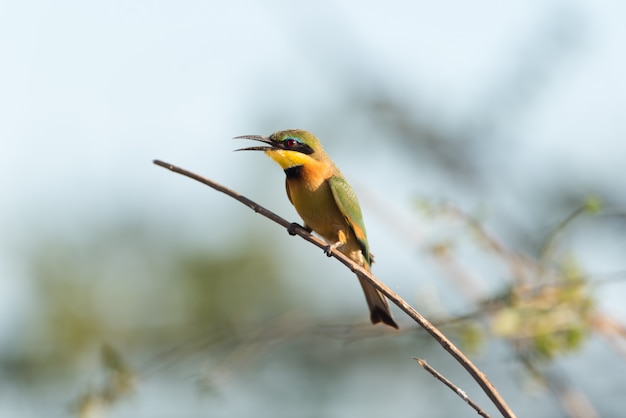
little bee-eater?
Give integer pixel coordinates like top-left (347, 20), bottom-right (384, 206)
top-left (236, 129), bottom-right (398, 329)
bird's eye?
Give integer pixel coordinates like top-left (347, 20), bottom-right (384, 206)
top-left (285, 138), bottom-right (298, 148)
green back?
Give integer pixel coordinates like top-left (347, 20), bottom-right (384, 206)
top-left (328, 176), bottom-right (371, 265)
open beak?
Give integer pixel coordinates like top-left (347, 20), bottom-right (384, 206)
top-left (234, 135), bottom-right (277, 151)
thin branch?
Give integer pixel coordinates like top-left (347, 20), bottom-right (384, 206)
top-left (414, 358), bottom-right (491, 418)
top-left (153, 159), bottom-right (516, 418)
top-left (539, 205), bottom-right (587, 264)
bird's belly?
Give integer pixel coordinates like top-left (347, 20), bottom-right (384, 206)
top-left (288, 181), bottom-right (346, 243)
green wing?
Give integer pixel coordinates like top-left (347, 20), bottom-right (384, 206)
top-left (328, 175), bottom-right (371, 264)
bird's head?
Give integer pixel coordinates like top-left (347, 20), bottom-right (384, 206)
top-left (235, 129), bottom-right (327, 170)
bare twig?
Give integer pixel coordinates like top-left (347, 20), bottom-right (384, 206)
top-left (414, 357), bottom-right (491, 418)
top-left (153, 159), bottom-right (516, 418)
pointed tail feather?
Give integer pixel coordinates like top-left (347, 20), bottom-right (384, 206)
top-left (358, 276), bottom-right (399, 329)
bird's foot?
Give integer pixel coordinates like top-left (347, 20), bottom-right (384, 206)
top-left (287, 223), bottom-right (300, 236)
top-left (288, 223), bottom-right (312, 236)
top-left (324, 241), bottom-right (343, 257)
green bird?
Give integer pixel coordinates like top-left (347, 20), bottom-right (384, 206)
top-left (236, 129), bottom-right (398, 328)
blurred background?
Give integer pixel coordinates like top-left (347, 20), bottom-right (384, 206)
top-left (2, 1), bottom-right (626, 417)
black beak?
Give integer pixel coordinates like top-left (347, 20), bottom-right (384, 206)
top-left (234, 135), bottom-right (277, 151)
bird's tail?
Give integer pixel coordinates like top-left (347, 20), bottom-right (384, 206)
top-left (357, 276), bottom-right (398, 329)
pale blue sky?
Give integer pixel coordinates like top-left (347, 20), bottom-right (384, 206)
top-left (2, 0), bottom-right (626, 311)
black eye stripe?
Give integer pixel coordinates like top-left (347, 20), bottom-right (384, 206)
top-left (294, 143), bottom-right (314, 155)
top-left (281, 140), bottom-right (314, 155)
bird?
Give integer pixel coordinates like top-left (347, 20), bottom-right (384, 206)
top-left (235, 129), bottom-right (398, 329)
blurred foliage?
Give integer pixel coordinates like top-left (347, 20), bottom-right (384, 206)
top-left (420, 198), bottom-right (599, 344)
top-left (9, 222), bottom-right (290, 381)
top-left (416, 194), bottom-right (626, 418)
top-left (491, 276), bottom-right (593, 360)
top-left (174, 249), bottom-right (283, 326)
top-left (75, 344), bottom-right (136, 418)
top-left (10, 194), bottom-right (623, 418)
